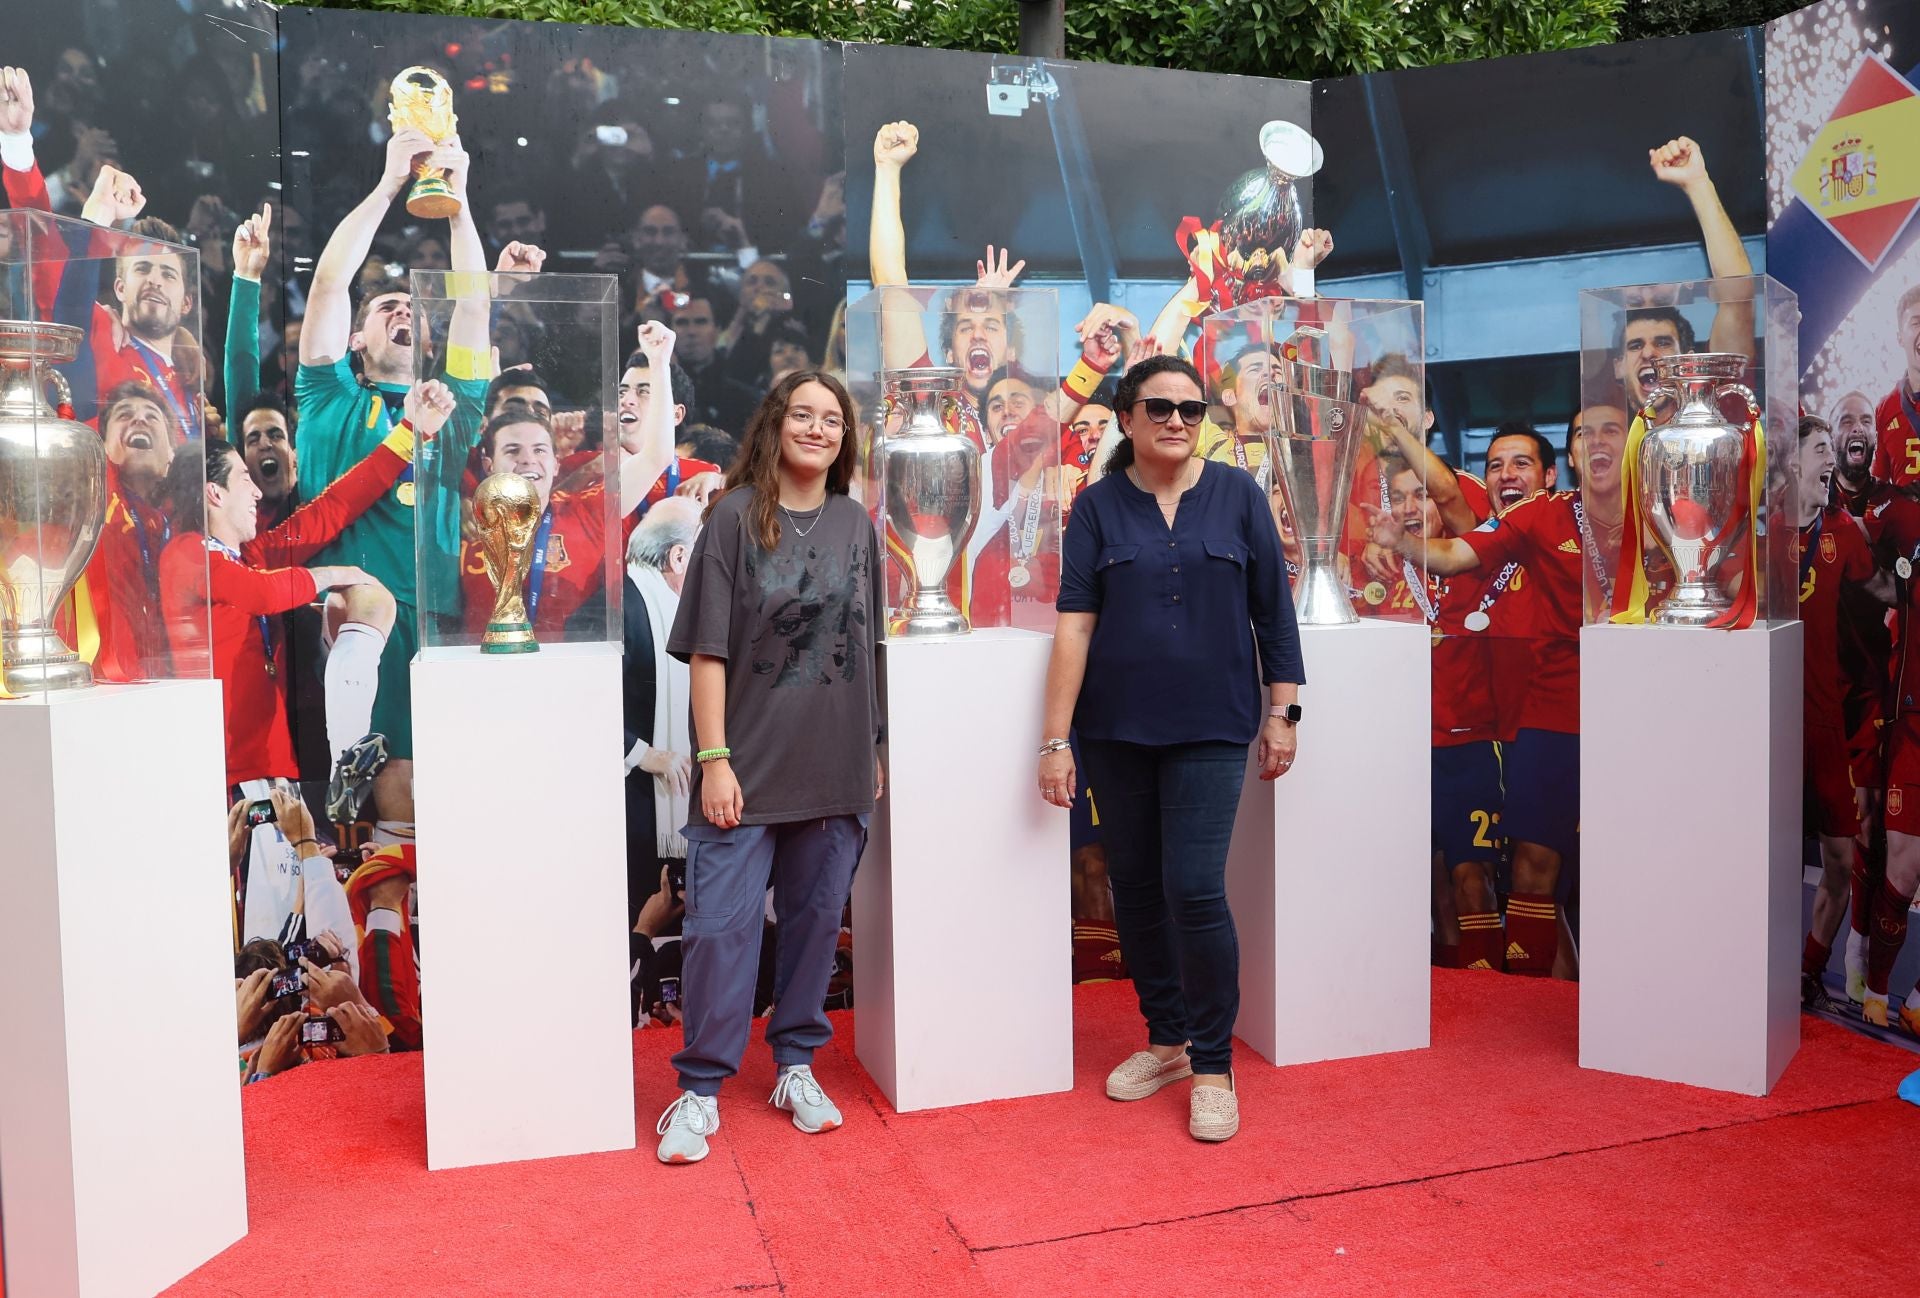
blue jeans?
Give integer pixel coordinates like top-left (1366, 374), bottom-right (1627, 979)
top-left (672, 815), bottom-right (866, 1097)
top-left (1079, 739), bottom-right (1247, 1075)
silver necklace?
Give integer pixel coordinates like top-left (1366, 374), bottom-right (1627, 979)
top-left (1135, 459), bottom-right (1197, 512)
top-left (782, 500), bottom-right (825, 537)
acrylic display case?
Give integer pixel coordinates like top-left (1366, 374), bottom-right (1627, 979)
top-left (1204, 295), bottom-right (1428, 627)
top-left (411, 270), bottom-right (623, 655)
top-left (0, 209), bottom-right (210, 698)
top-left (1576, 276), bottom-right (1801, 628)
top-left (846, 284), bottom-right (1062, 635)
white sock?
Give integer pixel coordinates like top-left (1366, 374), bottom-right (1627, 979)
top-left (1906, 985), bottom-right (1920, 1012)
top-left (324, 621), bottom-right (388, 759)
top-left (371, 819), bottom-right (415, 847)
top-left (1846, 930), bottom-right (1868, 968)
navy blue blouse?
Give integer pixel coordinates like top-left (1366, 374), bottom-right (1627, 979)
top-left (1058, 459), bottom-right (1305, 746)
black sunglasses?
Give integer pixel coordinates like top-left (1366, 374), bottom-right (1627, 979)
top-left (1131, 397), bottom-right (1208, 426)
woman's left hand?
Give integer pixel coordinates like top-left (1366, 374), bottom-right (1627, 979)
top-left (1257, 717), bottom-right (1297, 781)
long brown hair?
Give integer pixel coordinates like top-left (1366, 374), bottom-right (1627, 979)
top-left (712, 370), bottom-right (859, 550)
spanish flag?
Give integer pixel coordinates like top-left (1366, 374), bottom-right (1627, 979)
top-left (1788, 51), bottom-right (1920, 271)
top-left (1609, 409), bottom-right (1765, 629)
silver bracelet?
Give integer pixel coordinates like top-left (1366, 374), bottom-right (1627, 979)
top-left (1038, 737), bottom-right (1071, 756)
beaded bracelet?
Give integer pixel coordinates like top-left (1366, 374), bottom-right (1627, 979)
top-left (696, 747), bottom-right (732, 763)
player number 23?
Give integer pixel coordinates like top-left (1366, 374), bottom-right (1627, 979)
top-left (1469, 810), bottom-right (1499, 849)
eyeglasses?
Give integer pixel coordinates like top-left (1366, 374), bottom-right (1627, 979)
top-left (786, 409), bottom-right (845, 434)
top-left (1131, 398), bottom-right (1208, 426)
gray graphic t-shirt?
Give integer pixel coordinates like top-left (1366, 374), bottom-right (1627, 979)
top-left (668, 486), bottom-right (885, 826)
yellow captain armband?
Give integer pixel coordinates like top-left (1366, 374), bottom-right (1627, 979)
top-left (381, 418), bottom-right (417, 462)
top-left (442, 269), bottom-right (490, 301)
top-left (444, 342), bottom-right (494, 382)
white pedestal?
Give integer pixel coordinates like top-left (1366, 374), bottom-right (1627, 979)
top-left (854, 628), bottom-right (1073, 1111)
top-left (0, 682), bottom-right (246, 1298)
top-left (1226, 619), bottom-right (1431, 1066)
top-left (1579, 622), bottom-right (1802, 1096)
top-left (412, 643), bottom-right (635, 1168)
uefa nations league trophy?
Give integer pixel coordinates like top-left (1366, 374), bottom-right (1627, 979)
top-left (1629, 352), bottom-right (1761, 626)
top-left (878, 367), bottom-right (982, 638)
top-left (1260, 326), bottom-right (1363, 626)
top-left (0, 320), bottom-right (108, 693)
top-left (387, 66), bottom-right (462, 220)
top-left (472, 470), bottom-right (542, 654)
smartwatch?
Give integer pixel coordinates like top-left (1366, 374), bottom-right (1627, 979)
top-left (1270, 704), bottom-right (1302, 724)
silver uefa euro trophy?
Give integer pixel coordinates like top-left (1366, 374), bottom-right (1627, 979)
top-left (1633, 352), bottom-right (1760, 626)
top-left (1260, 326), bottom-right (1362, 625)
top-left (1218, 121), bottom-right (1324, 300)
top-left (0, 320), bottom-right (109, 692)
top-left (879, 367), bottom-right (982, 638)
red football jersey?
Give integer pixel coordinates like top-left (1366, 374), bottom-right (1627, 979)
top-left (621, 455), bottom-right (721, 550)
top-left (1872, 384), bottom-right (1920, 488)
top-left (1459, 489), bottom-right (1583, 736)
top-left (81, 475), bottom-right (172, 684)
top-left (461, 482), bottom-right (611, 637)
top-left (1, 162), bottom-right (63, 317)
top-left (160, 444), bottom-right (407, 785)
top-left (1870, 490), bottom-right (1920, 719)
top-left (960, 416), bottom-right (1063, 630)
top-left (1430, 473), bottom-right (1498, 747)
top-left (1799, 508), bottom-right (1875, 735)
top-left (1840, 480), bottom-right (1902, 756)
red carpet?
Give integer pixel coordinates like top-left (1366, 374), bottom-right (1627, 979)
top-left (78, 972), bottom-right (1920, 1295)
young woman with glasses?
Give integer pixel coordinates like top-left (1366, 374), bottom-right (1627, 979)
top-left (654, 370), bottom-right (886, 1164)
top-left (1036, 354), bottom-right (1305, 1142)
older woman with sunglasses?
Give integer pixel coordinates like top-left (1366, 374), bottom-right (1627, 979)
top-left (1037, 354), bottom-right (1304, 1142)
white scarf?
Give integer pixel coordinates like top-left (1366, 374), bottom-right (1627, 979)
top-left (632, 562), bottom-right (690, 860)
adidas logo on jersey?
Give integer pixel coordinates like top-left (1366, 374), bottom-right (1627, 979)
top-left (1557, 539), bottom-right (1580, 553)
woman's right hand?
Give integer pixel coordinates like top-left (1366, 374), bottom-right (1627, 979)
top-left (701, 759), bottom-right (744, 829)
top-left (1038, 748), bottom-right (1076, 809)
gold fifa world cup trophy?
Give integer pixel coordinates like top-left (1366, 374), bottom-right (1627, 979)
top-left (387, 66), bottom-right (461, 220)
top-left (473, 471), bottom-right (542, 654)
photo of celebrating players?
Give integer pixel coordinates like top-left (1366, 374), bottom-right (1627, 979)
top-left (1769, 0), bottom-right (1920, 1046)
top-left (7, 0), bottom-right (1920, 1109)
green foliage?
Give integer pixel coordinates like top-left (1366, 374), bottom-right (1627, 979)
top-left (1617, 0), bottom-right (1811, 43)
top-left (280, 0), bottom-right (1019, 48)
top-left (1061, 0), bottom-right (1623, 80)
top-left (285, 0), bottom-right (1812, 75)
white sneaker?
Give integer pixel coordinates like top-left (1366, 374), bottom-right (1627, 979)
top-left (656, 1090), bottom-right (720, 1164)
top-left (769, 1064), bottom-right (842, 1133)
top-left (1105, 1048), bottom-right (1193, 1101)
